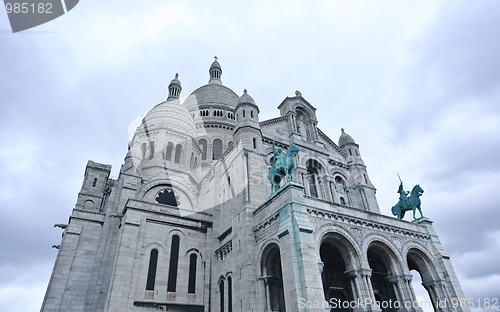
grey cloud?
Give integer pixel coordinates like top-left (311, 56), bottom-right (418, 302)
top-left (390, 0), bottom-right (500, 141)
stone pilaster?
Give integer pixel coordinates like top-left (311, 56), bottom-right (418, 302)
top-left (415, 218), bottom-right (470, 312)
top-left (277, 182), bottom-right (328, 312)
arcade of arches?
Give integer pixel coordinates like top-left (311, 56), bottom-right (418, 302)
top-left (260, 233), bottom-right (452, 312)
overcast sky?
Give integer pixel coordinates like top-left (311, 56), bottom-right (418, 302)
top-left (1, 1), bottom-right (499, 311)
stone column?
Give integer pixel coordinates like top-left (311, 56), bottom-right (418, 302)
top-left (346, 269), bottom-right (381, 312)
top-left (352, 268), bottom-right (381, 312)
top-left (414, 218), bottom-right (470, 312)
top-left (321, 176), bottom-right (333, 202)
top-left (261, 277), bottom-right (272, 312)
top-left (310, 121), bottom-right (319, 141)
top-left (302, 173), bottom-right (310, 197)
top-left (423, 279), bottom-right (454, 312)
top-left (387, 274), bottom-right (425, 312)
top-left (290, 113), bottom-right (297, 133)
top-left (423, 282), bottom-right (439, 312)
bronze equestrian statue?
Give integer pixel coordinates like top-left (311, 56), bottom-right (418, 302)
top-left (268, 141), bottom-right (299, 195)
top-left (392, 182), bottom-right (424, 220)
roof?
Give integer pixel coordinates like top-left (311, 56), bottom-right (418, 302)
top-left (183, 83), bottom-right (239, 110)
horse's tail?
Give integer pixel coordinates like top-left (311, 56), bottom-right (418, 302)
top-left (391, 204), bottom-right (398, 216)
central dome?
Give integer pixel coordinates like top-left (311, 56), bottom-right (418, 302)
top-left (183, 83), bottom-right (239, 111)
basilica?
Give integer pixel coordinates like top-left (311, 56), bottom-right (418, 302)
top-left (41, 59), bottom-right (469, 312)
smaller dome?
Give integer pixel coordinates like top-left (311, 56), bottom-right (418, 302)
top-left (338, 128), bottom-right (356, 147)
top-left (141, 99), bottom-right (196, 138)
top-left (210, 59), bottom-right (221, 70)
top-left (238, 89), bottom-right (255, 105)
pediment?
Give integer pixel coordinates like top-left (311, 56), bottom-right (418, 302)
top-left (277, 94), bottom-right (317, 121)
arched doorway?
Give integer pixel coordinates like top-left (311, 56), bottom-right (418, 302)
top-left (261, 244), bottom-right (286, 312)
top-left (367, 243), bottom-right (400, 312)
top-left (320, 239), bottom-right (355, 311)
top-left (407, 248), bottom-right (441, 312)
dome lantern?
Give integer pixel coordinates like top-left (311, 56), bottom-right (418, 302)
top-left (209, 56), bottom-right (222, 85)
top-left (168, 73), bottom-right (182, 100)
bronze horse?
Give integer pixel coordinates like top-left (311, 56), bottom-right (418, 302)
top-left (268, 143), bottom-right (299, 194)
top-left (392, 184), bottom-right (424, 220)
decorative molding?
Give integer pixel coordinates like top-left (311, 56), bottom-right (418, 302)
top-left (215, 240), bottom-right (232, 260)
top-left (307, 207), bottom-right (431, 241)
top-left (328, 159), bottom-right (350, 170)
top-left (317, 128), bottom-right (346, 157)
top-left (260, 116), bottom-right (288, 127)
top-left (253, 213), bottom-right (280, 243)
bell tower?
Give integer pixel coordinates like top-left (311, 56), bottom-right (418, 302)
top-left (338, 128), bottom-right (380, 213)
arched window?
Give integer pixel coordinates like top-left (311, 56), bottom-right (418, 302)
top-left (141, 142), bottom-right (147, 160)
top-left (83, 200), bottom-right (94, 210)
top-left (250, 110), bottom-right (254, 118)
top-left (188, 254), bottom-right (197, 294)
top-left (156, 187), bottom-right (178, 207)
top-left (165, 142), bottom-right (174, 161)
top-left (340, 197), bottom-right (346, 205)
top-left (213, 139), bottom-right (223, 160)
top-left (146, 249), bottom-right (158, 291)
top-left (307, 171), bottom-right (318, 198)
top-left (92, 178), bottom-right (97, 187)
top-left (174, 144), bottom-right (182, 163)
top-left (252, 138), bottom-right (256, 149)
top-left (148, 141), bottom-right (155, 160)
top-left (227, 276), bottom-right (232, 312)
top-left (306, 159), bottom-right (323, 199)
top-left (199, 139), bottom-right (207, 160)
top-left (190, 152), bottom-right (195, 169)
top-left (167, 235), bottom-right (180, 292)
top-left (219, 279), bottom-right (225, 312)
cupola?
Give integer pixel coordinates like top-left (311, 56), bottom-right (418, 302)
top-left (209, 56), bottom-right (222, 85)
top-left (167, 73), bottom-right (182, 100)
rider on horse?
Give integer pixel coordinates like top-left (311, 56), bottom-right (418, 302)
top-left (273, 141), bottom-right (284, 168)
top-left (397, 182), bottom-right (410, 208)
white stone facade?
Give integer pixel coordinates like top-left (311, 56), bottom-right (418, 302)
top-left (41, 60), bottom-right (469, 312)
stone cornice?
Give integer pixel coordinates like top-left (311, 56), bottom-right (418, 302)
top-left (260, 116), bottom-right (288, 127)
top-left (317, 128), bottom-right (346, 157)
top-left (307, 207), bottom-right (430, 240)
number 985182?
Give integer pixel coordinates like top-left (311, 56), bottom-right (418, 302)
top-left (5, 2), bottom-right (53, 14)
